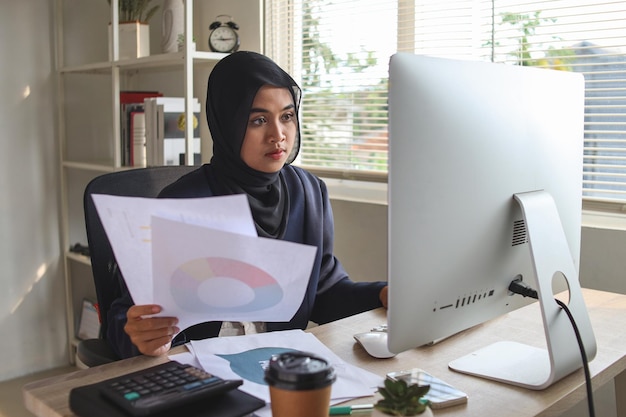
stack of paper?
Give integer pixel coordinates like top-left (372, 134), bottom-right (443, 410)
top-left (93, 194), bottom-right (317, 332)
top-left (171, 330), bottom-right (382, 417)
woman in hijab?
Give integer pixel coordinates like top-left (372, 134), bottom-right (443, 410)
top-left (108, 51), bottom-right (388, 359)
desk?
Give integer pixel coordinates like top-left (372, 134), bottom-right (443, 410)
top-left (23, 288), bottom-right (626, 417)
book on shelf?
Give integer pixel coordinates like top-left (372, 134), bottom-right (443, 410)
top-left (76, 298), bottom-right (100, 340)
top-left (119, 91), bottom-right (162, 167)
top-left (130, 109), bottom-right (147, 167)
top-left (144, 97), bottom-right (202, 166)
top-left (120, 90), bottom-right (162, 104)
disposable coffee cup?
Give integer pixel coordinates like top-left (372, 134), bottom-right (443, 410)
top-left (264, 351), bottom-right (336, 417)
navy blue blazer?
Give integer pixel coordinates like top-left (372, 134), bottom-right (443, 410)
top-left (107, 164), bottom-right (386, 359)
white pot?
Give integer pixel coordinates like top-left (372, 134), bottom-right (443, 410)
top-left (108, 22), bottom-right (150, 60)
top-left (161, 0), bottom-right (184, 53)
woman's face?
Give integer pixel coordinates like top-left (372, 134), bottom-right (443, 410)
top-left (240, 85), bottom-right (297, 173)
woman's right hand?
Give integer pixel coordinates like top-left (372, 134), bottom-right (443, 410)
top-left (124, 305), bottom-right (180, 357)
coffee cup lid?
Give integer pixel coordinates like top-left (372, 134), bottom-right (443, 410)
top-left (264, 351), bottom-right (336, 390)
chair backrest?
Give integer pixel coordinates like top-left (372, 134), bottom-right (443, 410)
top-left (83, 166), bottom-right (197, 339)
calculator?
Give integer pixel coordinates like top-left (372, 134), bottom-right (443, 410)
top-left (98, 361), bottom-right (243, 416)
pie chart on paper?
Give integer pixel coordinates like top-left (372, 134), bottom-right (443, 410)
top-left (170, 257), bottom-right (283, 313)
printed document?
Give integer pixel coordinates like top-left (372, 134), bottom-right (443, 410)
top-left (182, 329), bottom-right (382, 417)
top-left (92, 194), bottom-right (316, 330)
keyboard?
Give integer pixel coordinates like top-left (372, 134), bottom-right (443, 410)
top-left (98, 361), bottom-right (243, 416)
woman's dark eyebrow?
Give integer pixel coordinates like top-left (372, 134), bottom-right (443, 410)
top-left (249, 104), bottom-right (295, 114)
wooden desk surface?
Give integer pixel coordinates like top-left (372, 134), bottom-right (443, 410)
top-left (23, 288), bottom-right (626, 417)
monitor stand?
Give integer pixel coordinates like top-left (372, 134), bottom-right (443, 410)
top-left (448, 190), bottom-right (597, 390)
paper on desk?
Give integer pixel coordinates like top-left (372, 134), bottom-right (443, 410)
top-left (187, 329), bottom-right (381, 408)
top-left (92, 194), bottom-right (257, 306)
top-left (151, 216), bottom-right (317, 331)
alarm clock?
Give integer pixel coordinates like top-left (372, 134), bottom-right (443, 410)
top-left (208, 15), bottom-right (240, 53)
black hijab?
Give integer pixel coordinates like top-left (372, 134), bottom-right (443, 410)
top-left (205, 51), bottom-right (302, 239)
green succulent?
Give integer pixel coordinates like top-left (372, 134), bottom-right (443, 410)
top-left (374, 378), bottom-right (431, 416)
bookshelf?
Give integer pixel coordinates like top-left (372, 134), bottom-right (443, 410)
top-left (55, 0), bottom-right (262, 364)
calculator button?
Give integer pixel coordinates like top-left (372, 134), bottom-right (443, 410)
top-left (123, 392), bottom-right (140, 401)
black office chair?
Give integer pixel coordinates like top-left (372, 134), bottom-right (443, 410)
top-left (77, 165), bottom-right (197, 367)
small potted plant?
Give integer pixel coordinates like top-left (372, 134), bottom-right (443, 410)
top-left (373, 378), bottom-right (433, 417)
top-left (106, 0), bottom-right (160, 60)
top-left (177, 34), bottom-right (197, 52)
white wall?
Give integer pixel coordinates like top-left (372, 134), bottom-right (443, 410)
top-left (0, 0), bottom-right (67, 381)
top-left (331, 200), bottom-right (387, 282)
top-left (580, 225), bottom-right (626, 294)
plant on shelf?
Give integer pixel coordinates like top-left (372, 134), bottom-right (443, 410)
top-left (374, 378), bottom-right (431, 416)
top-left (106, 0), bottom-right (159, 23)
top-left (177, 34), bottom-right (197, 51)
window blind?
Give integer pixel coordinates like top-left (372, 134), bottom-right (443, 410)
top-left (265, 0), bottom-right (626, 204)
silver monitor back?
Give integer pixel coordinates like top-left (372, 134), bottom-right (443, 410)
top-left (387, 53), bottom-right (596, 389)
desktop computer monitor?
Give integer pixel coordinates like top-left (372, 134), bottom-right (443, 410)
top-left (386, 53), bottom-right (597, 390)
